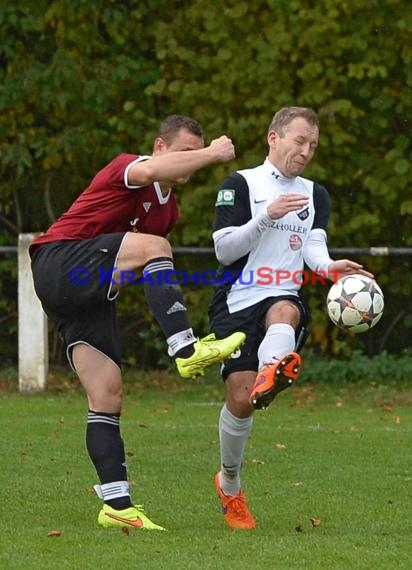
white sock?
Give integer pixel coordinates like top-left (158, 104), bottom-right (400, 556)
top-left (257, 323), bottom-right (295, 370)
top-left (93, 481), bottom-right (130, 501)
top-left (167, 328), bottom-right (196, 356)
top-left (219, 404), bottom-right (253, 495)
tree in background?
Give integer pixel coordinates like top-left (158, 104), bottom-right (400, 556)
top-left (1, 0), bottom-right (411, 365)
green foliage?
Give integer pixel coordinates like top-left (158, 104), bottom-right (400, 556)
top-left (300, 348), bottom-right (412, 384)
top-left (161, 0), bottom-right (401, 252)
top-left (0, 0), bottom-right (411, 364)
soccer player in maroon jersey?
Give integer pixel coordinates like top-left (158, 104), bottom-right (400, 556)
top-left (30, 115), bottom-right (245, 530)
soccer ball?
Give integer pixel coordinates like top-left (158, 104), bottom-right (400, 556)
top-left (326, 274), bottom-right (384, 333)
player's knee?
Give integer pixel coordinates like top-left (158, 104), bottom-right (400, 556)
top-left (268, 300), bottom-right (301, 327)
top-left (86, 381), bottom-right (123, 412)
top-left (147, 235), bottom-right (172, 258)
top-left (227, 387), bottom-right (254, 416)
top-left (126, 233), bottom-right (172, 263)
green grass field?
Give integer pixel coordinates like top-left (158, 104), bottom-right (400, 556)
top-left (1, 367), bottom-right (411, 570)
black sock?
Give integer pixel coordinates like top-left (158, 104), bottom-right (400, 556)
top-left (143, 257), bottom-right (195, 356)
top-left (106, 497), bottom-right (132, 510)
top-left (174, 344), bottom-right (196, 358)
top-left (86, 410), bottom-right (132, 510)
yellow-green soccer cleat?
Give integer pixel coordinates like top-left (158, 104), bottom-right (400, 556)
top-left (176, 332), bottom-right (246, 380)
top-left (98, 504), bottom-right (166, 530)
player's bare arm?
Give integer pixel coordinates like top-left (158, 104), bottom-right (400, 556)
top-left (266, 193), bottom-right (309, 219)
top-left (128, 136), bottom-right (235, 186)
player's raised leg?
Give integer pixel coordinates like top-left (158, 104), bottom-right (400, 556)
top-left (250, 313), bottom-right (302, 410)
top-left (115, 233), bottom-right (246, 379)
top-left (249, 352), bottom-right (302, 410)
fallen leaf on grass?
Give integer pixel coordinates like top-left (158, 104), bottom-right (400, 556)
top-left (47, 530), bottom-right (62, 537)
top-left (395, 416), bottom-right (401, 425)
top-left (276, 443), bottom-right (287, 450)
top-left (252, 458), bottom-right (265, 465)
top-left (122, 527), bottom-right (130, 535)
top-left (310, 518), bottom-right (321, 527)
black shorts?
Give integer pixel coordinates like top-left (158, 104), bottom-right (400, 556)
top-left (208, 288), bottom-right (310, 380)
top-left (31, 233), bottom-right (127, 368)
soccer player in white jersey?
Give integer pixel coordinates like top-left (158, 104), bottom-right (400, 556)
top-left (209, 106), bottom-right (373, 529)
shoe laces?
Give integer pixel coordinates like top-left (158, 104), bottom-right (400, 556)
top-left (225, 493), bottom-right (250, 519)
top-left (199, 333), bottom-right (216, 343)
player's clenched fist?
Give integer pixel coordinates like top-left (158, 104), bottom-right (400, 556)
top-left (208, 136), bottom-right (236, 162)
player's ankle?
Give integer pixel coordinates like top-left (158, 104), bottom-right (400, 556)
top-left (174, 343), bottom-right (195, 359)
top-left (106, 497), bottom-right (133, 510)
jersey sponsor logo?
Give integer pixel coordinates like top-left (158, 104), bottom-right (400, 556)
top-left (143, 201), bottom-right (152, 212)
top-left (271, 221), bottom-right (308, 234)
top-left (216, 189), bottom-right (235, 206)
top-left (254, 198), bottom-right (266, 204)
top-left (289, 234), bottom-right (303, 251)
top-left (129, 218), bottom-right (139, 226)
top-left (297, 206), bottom-right (309, 220)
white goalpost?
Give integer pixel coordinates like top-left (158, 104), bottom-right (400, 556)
top-left (17, 233), bottom-right (48, 392)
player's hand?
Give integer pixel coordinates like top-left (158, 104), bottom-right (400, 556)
top-left (208, 136), bottom-right (235, 162)
top-left (267, 194), bottom-right (309, 219)
top-left (327, 259), bottom-right (375, 281)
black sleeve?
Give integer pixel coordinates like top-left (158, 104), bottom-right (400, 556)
top-left (213, 172), bottom-right (252, 232)
top-left (312, 183), bottom-right (331, 231)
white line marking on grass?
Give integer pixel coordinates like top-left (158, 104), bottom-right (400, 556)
top-left (188, 402), bottom-right (222, 406)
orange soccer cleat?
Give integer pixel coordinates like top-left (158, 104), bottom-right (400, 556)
top-left (250, 352), bottom-right (302, 410)
top-left (214, 472), bottom-right (256, 530)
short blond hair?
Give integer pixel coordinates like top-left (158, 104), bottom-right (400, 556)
top-left (268, 107), bottom-right (319, 136)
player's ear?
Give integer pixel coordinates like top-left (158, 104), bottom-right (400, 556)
top-left (267, 130), bottom-right (278, 148)
top-left (153, 136), bottom-right (167, 153)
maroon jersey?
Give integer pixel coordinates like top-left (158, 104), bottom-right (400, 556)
top-left (30, 153), bottom-right (180, 251)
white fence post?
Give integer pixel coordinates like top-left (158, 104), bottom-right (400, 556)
top-left (18, 233), bottom-right (48, 392)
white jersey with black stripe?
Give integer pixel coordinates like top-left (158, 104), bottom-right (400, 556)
top-left (212, 158), bottom-right (331, 313)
